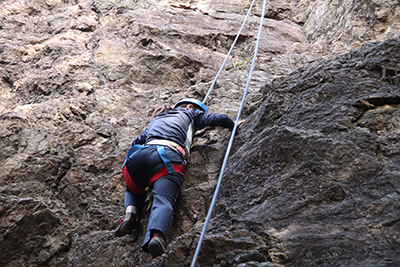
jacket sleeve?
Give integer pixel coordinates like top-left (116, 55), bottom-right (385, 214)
top-left (194, 110), bottom-right (235, 130)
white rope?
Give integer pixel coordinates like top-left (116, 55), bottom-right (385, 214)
top-left (202, 0), bottom-right (257, 104)
top-left (191, 0), bottom-right (268, 266)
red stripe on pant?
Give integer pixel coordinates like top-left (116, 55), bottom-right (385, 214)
top-left (122, 164), bottom-right (185, 194)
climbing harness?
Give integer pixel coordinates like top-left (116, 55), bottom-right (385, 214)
top-left (121, 144), bottom-right (185, 194)
top-left (190, 0), bottom-right (268, 266)
top-left (146, 139), bottom-right (186, 159)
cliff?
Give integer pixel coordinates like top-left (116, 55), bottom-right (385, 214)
top-left (0, 0), bottom-right (399, 266)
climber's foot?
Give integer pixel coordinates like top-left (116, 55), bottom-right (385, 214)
top-left (148, 235), bottom-right (166, 258)
top-left (115, 220), bottom-right (134, 237)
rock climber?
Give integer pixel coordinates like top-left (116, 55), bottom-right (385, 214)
top-left (115, 98), bottom-right (244, 258)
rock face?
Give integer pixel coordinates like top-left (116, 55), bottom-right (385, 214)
top-left (0, 0), bottom-right (399, 266)
top-left (219, 38), bottom-right (400, 267)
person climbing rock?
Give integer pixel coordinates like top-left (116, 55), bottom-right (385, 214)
top-left (115, 98), bottom-right (244, 258)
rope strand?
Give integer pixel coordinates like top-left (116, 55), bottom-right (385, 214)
top-left (202, 0), bottom-right (257, 104)
top-left (191, 0), bottom-right (268, 266)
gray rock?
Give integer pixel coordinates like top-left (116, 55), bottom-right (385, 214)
top-left (0, 0), bottom-right (399, 266)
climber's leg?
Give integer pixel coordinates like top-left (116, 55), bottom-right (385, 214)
top-left (115, 188), bottom-right (146, 241)
top-left (142, 172), bottom-right (183, 255)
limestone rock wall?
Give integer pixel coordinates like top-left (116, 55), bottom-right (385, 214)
top-left (0, 0), bottom-right (399, 266)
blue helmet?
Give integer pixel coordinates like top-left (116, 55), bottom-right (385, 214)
top-left (174, 98), bottom-right (208, 112)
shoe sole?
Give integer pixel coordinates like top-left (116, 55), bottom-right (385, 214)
top-left (149, 238), bottom-right (165, 258)
top-left (131, 229), bottom-right (138, 242)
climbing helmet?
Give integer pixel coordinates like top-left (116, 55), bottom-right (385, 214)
top-left (174, 98), bottom-right (208, 112)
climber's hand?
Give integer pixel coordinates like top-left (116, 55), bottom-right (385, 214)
top-left (236, 120), bottom-right (245, 128)
top-left (229, 120), bottom-right (245, 134)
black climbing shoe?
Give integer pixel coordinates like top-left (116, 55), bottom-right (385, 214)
top-left (148, 235), bottom-right (166, 258)
top-left (115, 220), bottom-right (133, 237)
top-left (115, 219), bottom-right (139, 242)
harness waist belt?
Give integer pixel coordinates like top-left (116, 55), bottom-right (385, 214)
top-left (146, 139), bottom-right (186, 158)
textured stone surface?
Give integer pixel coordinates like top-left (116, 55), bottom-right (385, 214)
top-left (218, 38), bottom-right (400, 267)
top-left (0, 0), bottom-right (399, 266)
